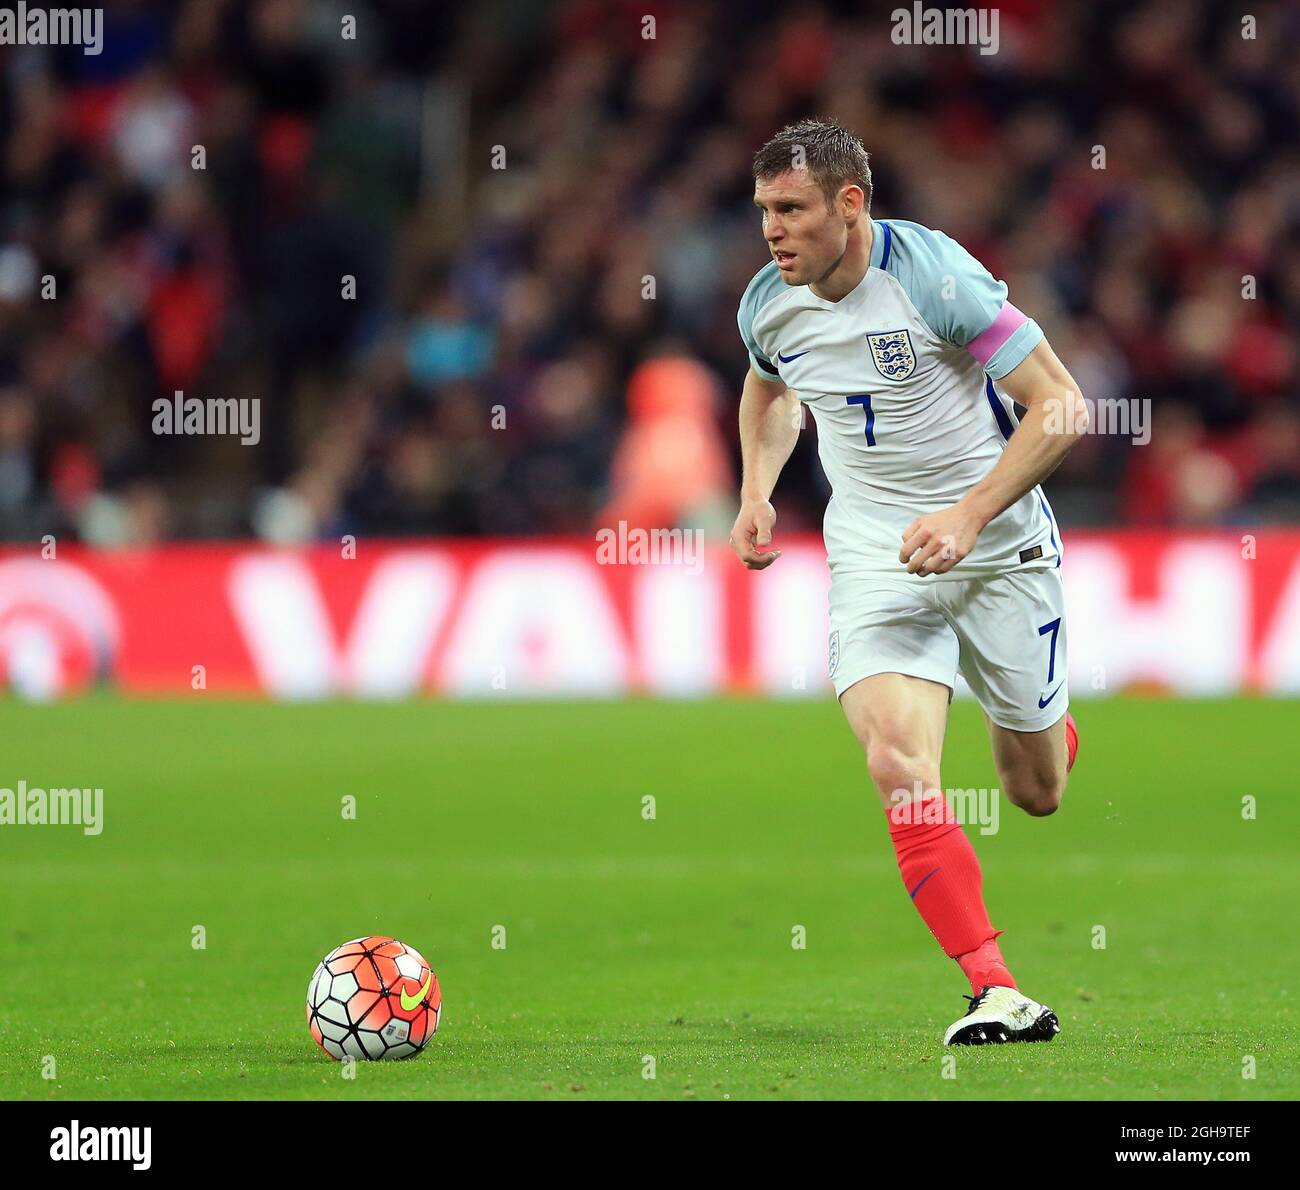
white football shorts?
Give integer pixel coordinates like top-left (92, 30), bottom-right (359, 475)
top-left (827, 565), bottom-right (1069, 732)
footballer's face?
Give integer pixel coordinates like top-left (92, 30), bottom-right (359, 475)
top-left (753, 170), bottom-right (856, 286)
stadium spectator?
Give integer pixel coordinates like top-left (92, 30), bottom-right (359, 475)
top-left (0, 0), bottom-right (1296, 543)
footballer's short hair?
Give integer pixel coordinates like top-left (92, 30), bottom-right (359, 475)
top-left (752, 119), bottom-right (873, 213)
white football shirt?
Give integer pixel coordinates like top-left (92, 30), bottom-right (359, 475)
top-left (738, 217), bottom-right (1061, 580)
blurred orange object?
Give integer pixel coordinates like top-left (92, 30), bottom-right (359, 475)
top-left (599, 355), bottom-right (733, 533)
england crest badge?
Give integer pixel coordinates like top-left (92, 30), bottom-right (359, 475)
top-left (866, 329), bottom-right (916, 380)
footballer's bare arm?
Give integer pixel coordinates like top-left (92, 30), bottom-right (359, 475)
top-left (899, 339), bottom-right (1088, 576)
top-left (731, 366), bottom-right (798, 570)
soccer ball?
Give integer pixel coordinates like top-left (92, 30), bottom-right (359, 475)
top-left (306, 935), bottom-right (441, 1060)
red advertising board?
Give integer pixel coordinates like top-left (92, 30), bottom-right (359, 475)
top-left (0, 533), bottom-right (1296, 699)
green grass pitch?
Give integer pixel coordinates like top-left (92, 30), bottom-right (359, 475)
top-left (1, 695), bottom-right (1296, 1100)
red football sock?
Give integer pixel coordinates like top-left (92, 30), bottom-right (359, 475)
top-left (955, 936), bottom-right (1017, 994)
top-left (1065, 712), bottom-right (1079, 772)
top-left (887, 794), bottom-right (1013, 993)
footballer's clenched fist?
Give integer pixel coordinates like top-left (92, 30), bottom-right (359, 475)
top-left (729, 498), bottom-right (782, 569)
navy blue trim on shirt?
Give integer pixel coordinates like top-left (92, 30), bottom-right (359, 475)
top-left (985, 377), bottom-right (1016, 440)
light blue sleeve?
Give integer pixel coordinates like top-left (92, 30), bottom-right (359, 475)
top-left (882, 220), bottom-right (1043, 379)
top-left (737, 263), bottom-right (783, 379)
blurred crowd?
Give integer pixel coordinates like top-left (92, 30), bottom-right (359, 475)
top-left (1, 0), bottom-right (1299, 546)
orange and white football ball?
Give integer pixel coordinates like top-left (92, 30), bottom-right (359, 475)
top-left (306, 936), bottom-right (441, 1060)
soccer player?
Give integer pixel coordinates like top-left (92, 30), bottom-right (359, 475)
top-left (730, 120), bottom-right (1085, 1045)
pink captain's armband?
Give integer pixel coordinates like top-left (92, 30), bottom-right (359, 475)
top-left (966, 302), bottom-right (1028, 366)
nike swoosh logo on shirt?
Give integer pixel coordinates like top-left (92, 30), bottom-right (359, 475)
top-left (778, 349), bottom-right (810, 363)
top-left (1038, 685), bottom-right (1063, 709)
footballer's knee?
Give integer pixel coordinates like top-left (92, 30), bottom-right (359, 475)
top-left (865, 740), bottom-right (940, 808)
top-left (1004, 770), bottom-right (1066, 817)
